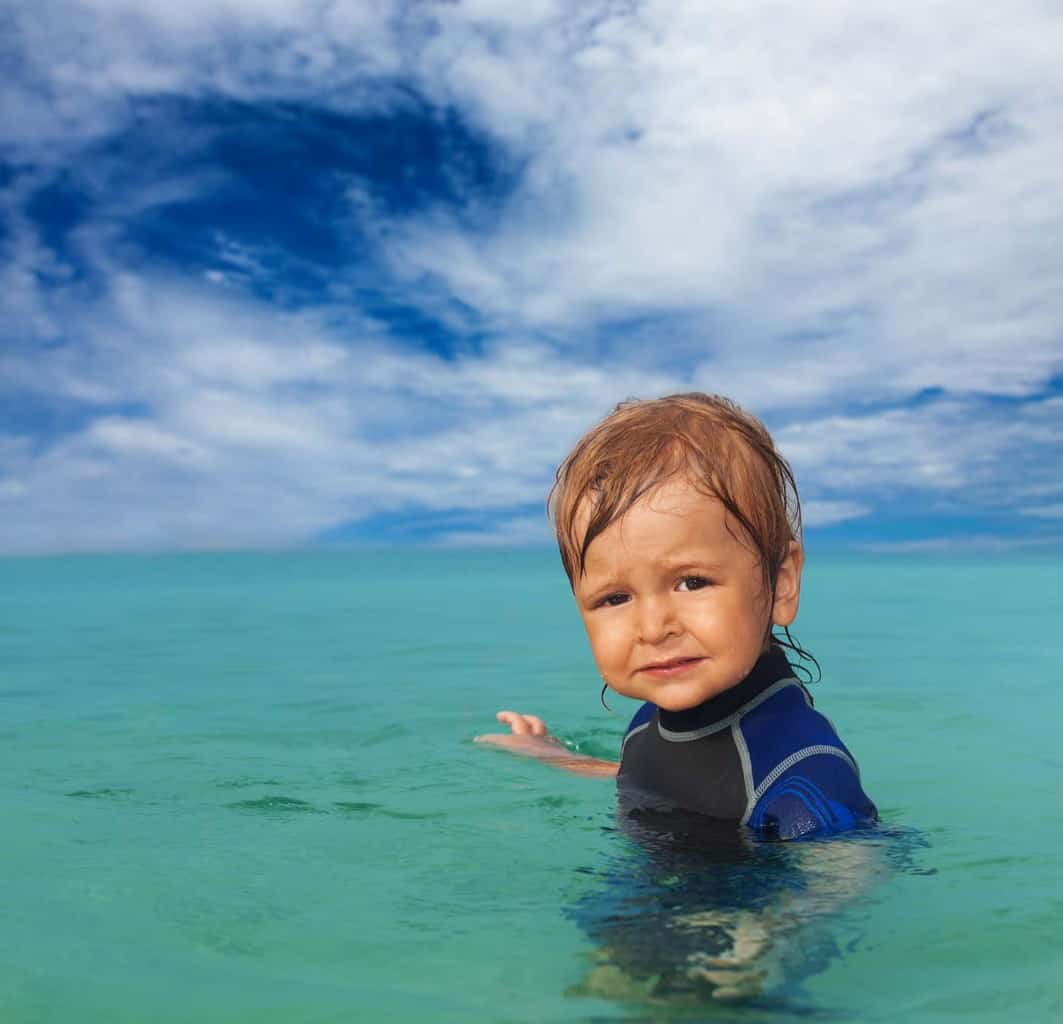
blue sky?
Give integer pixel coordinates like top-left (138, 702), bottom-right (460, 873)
top-left (2, 0), bottom-right (1062, 555)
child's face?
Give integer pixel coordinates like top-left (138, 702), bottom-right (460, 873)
top-left (573, 477), bottom-right (802, 713)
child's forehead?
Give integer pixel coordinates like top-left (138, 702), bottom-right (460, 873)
top-left (575, 478), bottom-right (735, 554)
top-left (575, 474), bottom-right (713, 522)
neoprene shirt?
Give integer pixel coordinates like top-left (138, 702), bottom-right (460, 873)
top-left (617, 646), bottom-right (877, 839)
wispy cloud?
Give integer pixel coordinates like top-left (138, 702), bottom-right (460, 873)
top-left (435, 515), bottom-right (553, 549)
top-left (858, 534), bottom-right (1063, 555)
top-left (1021, 504), bottom-right (1063, 520)
top-left (0, 272), bottom-right (679, 552)
top-left (802, 501), bottom-right (871, 529)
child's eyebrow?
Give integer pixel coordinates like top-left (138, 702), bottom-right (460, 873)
top-left (577, 577), bottom-right (621, 600)
top-left (575, 575), bottom-right (630, 606)
top-left (656, 555), bottom-right (726, 574)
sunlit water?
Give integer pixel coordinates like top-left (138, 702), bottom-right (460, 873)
top-left (2, 550), bottom-right (1061, 1022)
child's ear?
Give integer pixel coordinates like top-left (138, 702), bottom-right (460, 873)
top-left (772, 542), bottom-right (804, 627)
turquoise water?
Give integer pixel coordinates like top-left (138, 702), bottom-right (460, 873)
top-left (2, 550), bottom-right (1061, 1022)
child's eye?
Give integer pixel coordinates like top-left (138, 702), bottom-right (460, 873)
top-left (597, 592), bottom-right (629, 608)
top-left (677, 575), bottom-right (712, 592)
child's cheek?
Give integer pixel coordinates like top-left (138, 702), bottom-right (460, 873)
top-left (606, 616), bottom-right (636, 669)
top-left (587, 616), bottom-right (624, 668)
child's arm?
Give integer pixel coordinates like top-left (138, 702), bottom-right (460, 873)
top-left (475, 711), bottom-right (619, 778)
top-left (681, 839), bottom-right (881, 1000)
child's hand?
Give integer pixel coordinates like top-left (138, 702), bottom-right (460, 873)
top-left (680, 910), bottom-right (784, 1001)
top-left (475, 712), bottom-right (620, 777)
top-left (475, 711), bottom-right (566, 756)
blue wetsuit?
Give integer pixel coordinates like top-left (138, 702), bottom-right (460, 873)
top-left (618, 646), bottom-right (877, 839)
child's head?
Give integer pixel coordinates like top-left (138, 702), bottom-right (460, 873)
top-left (549, 393), bottom-right (806, 710)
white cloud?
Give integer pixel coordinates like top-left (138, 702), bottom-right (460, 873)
top-left (777, 398), bottom-right (1063, 507)
top-left (858, 534), bottom-right (1063, 555)
top-left (802, 501), bottom-right (871, 528)
top-left (2, 0), bottom-right (407, 152)
top-left (1022, 504), bottom-right (1063, 520)
top-left (0, 273), bottom-right (681, 553)
top-left (435, 515), bottom-right (553, 548)
top-left (386, 1), bottom-right (1063, 407)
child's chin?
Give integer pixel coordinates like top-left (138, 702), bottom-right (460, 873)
top-left (650, 690), bottom-right (707, 713)
top-left (651, 680), bottom-right (738, 712)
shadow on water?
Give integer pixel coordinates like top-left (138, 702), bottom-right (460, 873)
top-left (223, 795), bottom-right (446, 821)
top-left (65, 787), bottom-right (137, 800)
top-left (331, 800), bottom-right (446, 821)
top-left (565, 807), bottom-right (926, 1018)
top-left (226, 795), bottom-right (326, 815)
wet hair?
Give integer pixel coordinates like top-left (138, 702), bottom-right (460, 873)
top-left (548, 392), bottom-right (819, 682)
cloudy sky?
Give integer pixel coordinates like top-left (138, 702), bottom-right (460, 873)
top-left (2, 0), bottom-right (1062, 555)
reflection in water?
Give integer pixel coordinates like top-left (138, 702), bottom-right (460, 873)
top-left (567, 806), bottom-right (918, 1010)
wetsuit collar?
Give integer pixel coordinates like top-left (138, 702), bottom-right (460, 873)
top-left (657, 645), bottom-right (795, 735)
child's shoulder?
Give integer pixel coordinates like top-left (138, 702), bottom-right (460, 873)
top-left (624, 700), bottom-right (656, 735)
top-left (739, 682), bottom-right (877, 838)
top-left (739, 678), bottom-right (854, 763)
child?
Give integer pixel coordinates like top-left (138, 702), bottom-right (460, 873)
top-left (477, 392), bottom-right (876, 840)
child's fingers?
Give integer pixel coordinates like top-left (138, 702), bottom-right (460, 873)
top-left (495, 710), bottom-right (530, 734)
top-left (494, 710), bottom-right (549, 736)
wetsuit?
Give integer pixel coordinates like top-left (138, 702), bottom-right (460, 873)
top-left (618, 646), bottom-right (877, 839)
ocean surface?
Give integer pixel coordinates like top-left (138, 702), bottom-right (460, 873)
top-left (2, 549), bottom-right (1061, 1022)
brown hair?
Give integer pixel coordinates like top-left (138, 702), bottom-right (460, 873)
top-left (548, 393), bottom-right (802, 595)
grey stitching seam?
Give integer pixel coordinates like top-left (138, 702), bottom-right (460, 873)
top-left (620, 720), bottom-right (652, 757)
top-left (815, 713), bottom-right (861, 778)
top-left (752, 745), bottom-right (859, 804)
top-left (733, 723), bottom-right (756, 826)
top-left (657, 677), bottom-right (799, 742)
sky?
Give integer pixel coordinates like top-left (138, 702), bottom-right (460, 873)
top-left (2, 0), bottom-right (1062, 556)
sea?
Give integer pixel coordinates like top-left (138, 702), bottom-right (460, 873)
top-left (2, 549), bottom-right (1061, 1022)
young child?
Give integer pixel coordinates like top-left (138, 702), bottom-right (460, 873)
top-left (477, 392), bottom-right (876, 840)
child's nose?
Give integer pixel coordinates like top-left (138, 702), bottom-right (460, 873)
top-left (637, 595), bottom-right (680, 643)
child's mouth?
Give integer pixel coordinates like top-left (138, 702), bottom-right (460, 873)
top-left (639, 657), bottom-right (704, 677)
